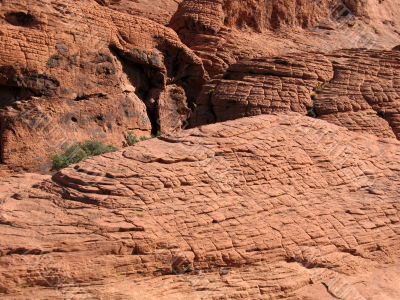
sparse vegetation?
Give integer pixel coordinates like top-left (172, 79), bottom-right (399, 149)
top-left (52, 140), bottom-right (117, 170)
top-left (126, 131), bottom-right (160, 146)
top-left (126, 132), bottom-right (139, 146)
top-left (308, 82), bottom-right (328, 118)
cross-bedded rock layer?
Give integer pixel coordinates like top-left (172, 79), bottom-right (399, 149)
top-left (171, 0), bottom-right (400, 77)
top-left (96, 0), bottom-right (183, 25)
top-left (0, 0), bottom-right (205, 171)
top-left (1, 114), bottom-right (400, 298)
top-left (191, 49), bottom-right (400, 140)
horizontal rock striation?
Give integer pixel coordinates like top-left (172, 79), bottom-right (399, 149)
top-left (96, 0), bottom-right (183, 25)
top-left (191, 53), bottom-right (333, 125)
top-left (171, 0), bottom-right (400, 77)
top-left (0, 0), bottom-right (205, 171)
top-left (191, 49), bottom-right (400, 140)
top-left (1, 114), bottom-right (400, 298)
top-left (317, 49), bottom-right (400, 139)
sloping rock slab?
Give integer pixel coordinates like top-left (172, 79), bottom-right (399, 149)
top-left (1, 114), bottom-right (400, 298)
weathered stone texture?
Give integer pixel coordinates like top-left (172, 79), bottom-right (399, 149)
top-left (0, 0), bottom-right (205, 171)
top-left (191, 49), bottom-right (400, 141)
top-left (1, 114), bottom-right (400, 298)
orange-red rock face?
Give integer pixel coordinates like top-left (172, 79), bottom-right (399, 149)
top-left (191, 49), bottom-right (400, 140)
top-left (172, 0), bottom-right (365, 33)
top-left (96, 0), bottom-right (183, 25)
top-left (169, 0), bottom-right (400, 141)
top-left (0, 0), bottom-right (399, 172)
top-left (1, 114), bottom-right (400, 298)
top-left (0, 0), bottom-right (205, 171)
top-left (317, 49), bottom-right (400, 140)
top-left (171, 0), bottom-right (400, 77)
top-left (0, 0), bottom-right (400, 298)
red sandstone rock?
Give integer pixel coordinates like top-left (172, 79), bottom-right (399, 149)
top-left (0, 0), bottom-right (400, 299)
top-left (191, 53), bottom-right (334, 125)
top-left (317, 49), bottom-right (400, 139)
top-left (171, 0), bottom-right (400, 77)
top-left (191, 49), bottom-right (400, 140)
top-left (0, 0), bottom-right (205, 171)
top-left (96, 0), bottom-right (182, 25)
top-left (1, 114), bottom-right (400, 298)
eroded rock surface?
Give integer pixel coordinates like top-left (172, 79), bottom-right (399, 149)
top-left (317, 49), bottom-right (400, 140)
top-left (96, 0), bottom-right (182, 25)
top-left (191, 49), bottom-right (400, 140)
top-left (191, 53), bottom-right (334, 126)
top-left (171, 0), bottom-right (400, 77)
top-left (1, 114), bottom-right (400, 298)
top-left (0, 0), bottom-right (205, 171)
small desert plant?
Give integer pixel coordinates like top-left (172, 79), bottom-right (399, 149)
top-left (126, 132), bottom-right (139, 146)
top-left (52, 140), bottom-right (117, 170)
top-left (126, 131), bottom-right (159, 146)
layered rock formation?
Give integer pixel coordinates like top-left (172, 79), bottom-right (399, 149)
top-left (172, 0), bottom-right (368, 33)
top-left (191, 53), bottom-right (334, 126)
top-left (0, 0), bottom-right (205, 171)
top-left (191, 49), bottom-right (400, 140)
top-left (166, 0), bottom-right (400, 143)
top-left (0, 0), bottom-right (399, 298)
top-left (316, 49), bottom-right (400, 140)
top-left (96, 0), bottom-right (182, 25)
top-left (0, 0), bottom-right (398, 172)
top-left (1, 114), bottom-right (400, 298)
top-left (171, 0), bottom-right (400, 77)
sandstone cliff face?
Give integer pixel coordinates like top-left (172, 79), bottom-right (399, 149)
top-left (0, 0), bottom-right (205, 171)
top-left (171, 0), bottom-right (400, 77)
top-left (172, 0), bottom-right (366, 33)
top-left (1, 0), bottom-right (399, 172)
top-left (96, 0), bottom-right (183, 25)
top-left (191, 49), bottom-right (400, 140)
top-left (191, 53), bottom-right (334, 126)
top-left (168, 0), bottom-right (400, 141)
top-left (317, 49), bottom-right (400, 140)
top-left (1, 114), bottom-right (400, 298)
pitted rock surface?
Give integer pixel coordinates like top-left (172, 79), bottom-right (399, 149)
top-left (1, 114), bottom-right (400, 298)
top-left (0, 0), bottom-right (205, 171)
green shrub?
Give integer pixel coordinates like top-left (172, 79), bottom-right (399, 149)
top-left (126, 131), bottom-right (159, 146)
top-left (52, 140), bottom-right (117, 170)
top-left (126, 132), bottom-right (139, 146)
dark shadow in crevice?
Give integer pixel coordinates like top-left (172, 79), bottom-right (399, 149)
top-left (0, 85), bottom-right (37, 108)
top-left (5, 12), bottom-right (40, 28)
top-left (109, 45), bottom-right (163, 135)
